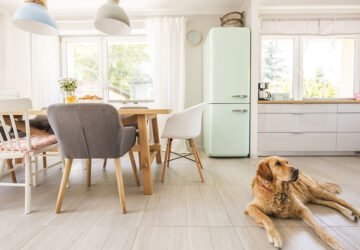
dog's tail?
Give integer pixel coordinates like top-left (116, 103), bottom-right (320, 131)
top-left (322, 182), bottom-right (342, 194)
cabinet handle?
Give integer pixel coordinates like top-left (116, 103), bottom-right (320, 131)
top-left (232, 109), bottom-right (248, 113)
top-left (232, 94), bottom-right (248, 98)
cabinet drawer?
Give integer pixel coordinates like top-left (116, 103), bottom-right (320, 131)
top-left (258, 104), bottom-right (337, 114)
top-left (258, 133), bottom-right (336, 152)
top-left (337, 133), bottom-right (360, 151)
top-left (337, 114), bottom-right (360, 132)
top-left (258, 114), bottom-right (337, 132)
top-left (338, 104), bottom-right (360, 113)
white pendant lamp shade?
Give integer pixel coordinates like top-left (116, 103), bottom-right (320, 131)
top-left (13, 0), bottom-right (58, 36)
top-left (95, 0), bottom-right (130, 35)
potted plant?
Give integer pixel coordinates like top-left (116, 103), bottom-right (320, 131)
top-left (59, 78), bottom-right (78, 103)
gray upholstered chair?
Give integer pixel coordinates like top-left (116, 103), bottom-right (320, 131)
top-left (103, 106), bottom-right (148, 172)
top-left (47, 103), bottom-right (138, 214)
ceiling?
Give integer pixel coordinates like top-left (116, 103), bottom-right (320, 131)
top-left (0, 0), bottom-right (245, 17)
top-left (2, 0), bottom-right (359, 18)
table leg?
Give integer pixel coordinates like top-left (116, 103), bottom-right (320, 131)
top-left (137, 114), bottom-right (153, 195)
top-left (151, 117), bottom-right (162, 164)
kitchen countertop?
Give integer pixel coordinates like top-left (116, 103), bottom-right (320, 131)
top-left (258, 100), bottom-right (360, 104)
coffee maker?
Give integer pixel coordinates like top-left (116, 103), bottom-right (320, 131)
top-left (258, 82), bottom-right (271, 100)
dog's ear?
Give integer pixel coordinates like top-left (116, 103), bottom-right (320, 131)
top-left (257, 161), bottom-right (273, 182)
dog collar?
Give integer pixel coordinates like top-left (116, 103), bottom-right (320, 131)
top-left (260, 181), bottom-right (272, 192)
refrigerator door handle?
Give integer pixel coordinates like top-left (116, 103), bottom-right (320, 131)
top-left (232, 94), bottom-right (248, 98)
top-left (232, 109), bottom-right (248, 113)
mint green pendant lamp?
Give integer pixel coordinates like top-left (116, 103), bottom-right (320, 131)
top-left (94, 0), bottom-right (130, 35)
top-left (13, 0), bottom-right (58, 36)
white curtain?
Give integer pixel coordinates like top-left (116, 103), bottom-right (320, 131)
top-left (145, 16), bottom-right (188, 153)
top-left (30, 34), bottom-right (61, 109)
top-left (261, 18), bottom-right (360, 35)
top-left (0, 11), bottom-right (60, 108)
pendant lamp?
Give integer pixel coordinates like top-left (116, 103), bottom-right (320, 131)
top-left (95, 0), bottom-right (130, 35)
top-left (13, 0), bottom-right (58, 36)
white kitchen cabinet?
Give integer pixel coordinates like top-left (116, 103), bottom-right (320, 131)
top-left (258, 133), bottom-right (337, 152)
top-left (258, 113), bottom-right (337, 133)
top-left (337, 133), bottom-right (360, 151)
top-left (258, 104), bottom-right (337, 114)
top-left (258, 103), bottom-right (360, 155)
top-left (337, 114), bottom-right (360, 132)
top-left (338, 104), bottom-right (360, 113)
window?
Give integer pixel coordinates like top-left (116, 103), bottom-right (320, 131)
top-left (62, 36), bottom-right (153, 102)
top-left (261, 35), bottom-right (357, 100)
top-left (303, 38), bottom-right (355, 99)
top-left (65, 42), bottom-right (101, 96)
top-left (108, 43), bottom-right (153, 101)
top-left (261, 38), bottom-right (294, 98)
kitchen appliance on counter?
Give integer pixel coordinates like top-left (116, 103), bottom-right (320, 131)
top-left (203, 27), bottom-right (250, 157)
top-left (258, 82), bottom-right (271, 100)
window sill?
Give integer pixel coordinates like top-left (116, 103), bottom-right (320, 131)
top-left (258, 100), bottom-right (360, 104)
top-left (108, 100), bottom-right (155, 104)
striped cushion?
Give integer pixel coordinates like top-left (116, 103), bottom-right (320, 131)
top-left (1, 134), bottom-right (57, 152)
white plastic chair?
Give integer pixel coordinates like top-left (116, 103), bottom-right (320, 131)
top-left (0, 98), bottom-right (63, 214)
top-left (161, 103), bottom-right (206, 182)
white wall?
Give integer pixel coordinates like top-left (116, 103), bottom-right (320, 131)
top-left (184, 15), bottom-right (220, 147)
top-left (241, 0), bottom-right (260, 158)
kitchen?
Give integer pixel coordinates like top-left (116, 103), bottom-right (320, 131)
top-left (0, 0), bottom-right (360, 249)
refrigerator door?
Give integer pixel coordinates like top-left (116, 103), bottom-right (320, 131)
top-left (204, 27), bottom-right (250, 104)
top-left (205, 104), bottom-right (250, 157)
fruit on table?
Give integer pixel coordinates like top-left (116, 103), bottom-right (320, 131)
top-left (66, 95), bottom-right (76, 103)
top-left (78, 95), bottom-right (103, 100)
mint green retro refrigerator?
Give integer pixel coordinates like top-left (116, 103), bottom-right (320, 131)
top-left (203, 27), bottom-right (250, 157)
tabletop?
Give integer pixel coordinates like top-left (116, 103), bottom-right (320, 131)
top-left (4, 109), bottom-right (171, 116)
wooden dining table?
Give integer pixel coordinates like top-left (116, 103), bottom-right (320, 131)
top-left (3, 108), bottom-right (171, 195)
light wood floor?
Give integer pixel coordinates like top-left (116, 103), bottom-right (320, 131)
top-left (0, 153), bottom-right (360, 250)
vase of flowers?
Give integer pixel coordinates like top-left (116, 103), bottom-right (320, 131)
top-left (59, 78), bottom-right (78, 103)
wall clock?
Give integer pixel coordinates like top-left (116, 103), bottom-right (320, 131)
top-left (187, 30), bottom-right (202, 46)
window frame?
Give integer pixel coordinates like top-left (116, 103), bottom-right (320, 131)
top-left (61, 35), bottom-right (154, 103)
top-left (260, 35), bottom-right (299, 99)
top-left (260, 34), bottom-right (360, 100)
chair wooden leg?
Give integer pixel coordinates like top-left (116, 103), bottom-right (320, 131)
top-left (193, 143), bottom-right (203, 169)
top-left (167, 139), bottom-right (173, 168)
top-left (129, 149), bottom-right (140, 186)
top-left (6, 159), bottom-right (17, 183)
top-left (42, 152), bottom-right (47, 168)
top-left (189, 139), bottom-right (204, 183)
top-left (103, 158), bottom-right (107, 170)
top-left (114, 158), bottom-right (126, 214)
top-left (55, 159), bottom-right (73, 214)
top-left (161, 139), bottom-right (171, 182)
top-left (86, 159), bottom-right (91, 187)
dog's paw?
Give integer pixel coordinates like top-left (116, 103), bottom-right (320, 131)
top-left (324, 183), bottom-right (342, 194)
top-left (343, 210), bottom-right (358, 222)
top-left (354, 208), bottom-right (360, 218)
top-left (267, 229), bottom-right (283, 249)
top-left (350, 212), bottom-right (358, 223)
top-left (327, 237), bottom-right (344, 250)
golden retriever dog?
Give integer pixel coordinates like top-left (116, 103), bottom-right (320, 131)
top-left (245, 156), bottom-right (360, 250)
